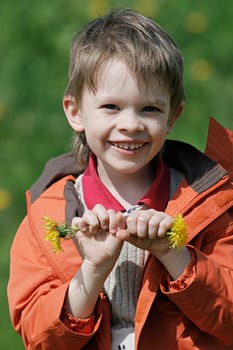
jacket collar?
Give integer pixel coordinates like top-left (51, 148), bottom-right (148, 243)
top-left (205, 117), bottom-right (233, 178)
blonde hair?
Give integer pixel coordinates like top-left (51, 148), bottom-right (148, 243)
top-left (64, 9), bottom-right (185, 169)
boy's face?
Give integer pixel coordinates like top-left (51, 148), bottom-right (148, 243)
top-left (64, 59), bottom-right (179, 180)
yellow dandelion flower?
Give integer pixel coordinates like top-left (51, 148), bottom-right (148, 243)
top-left (44, 216), bottom-right (58, 230)
top-left (190, 59), bottom-right (214, 82)
top-left (43, 217), bottom-right (76, 254)
top-left (87, 0), bottom-right (110, 18)
top-left (184, 12), bottom-right (208, 34)
top-left (167, 214), bottom-right (187, 250)
top-left (0, 188), bottom-right (11, 211)
top-left (0, 102), bottom-right (6, 120)
top-left (134, 0), bottom-right (159, 17)
top-left (45, 229), bottom-right (63, 254)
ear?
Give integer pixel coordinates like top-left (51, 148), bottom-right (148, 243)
top-left (167, 101), bottom-right (185, 133)
top-left (63, 95), bottom-right (84, 132)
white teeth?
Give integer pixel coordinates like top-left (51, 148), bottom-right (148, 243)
top-left (111, 142), bottom-right (143, 150)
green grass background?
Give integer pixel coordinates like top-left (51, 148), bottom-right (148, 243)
top-left (0, 0), bottom-right (232, 348)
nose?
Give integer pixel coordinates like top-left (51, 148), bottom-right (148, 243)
top-left (117, 110), bottom-right (144, 133)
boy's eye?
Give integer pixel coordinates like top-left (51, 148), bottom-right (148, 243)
top-left (142, 106), bottom-right (161, 113)
top-left (102, 104), bottom-right (119, 110)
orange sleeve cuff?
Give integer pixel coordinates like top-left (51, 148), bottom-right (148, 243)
top-left (61, 305), bottom-right (95, 334)
top-left (169, 249), bottom-right (196, 291)
top-left (161, 247), bottom-right (197, 293)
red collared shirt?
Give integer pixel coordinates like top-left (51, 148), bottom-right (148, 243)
top-left (82, 153), bottom-right (170, 212)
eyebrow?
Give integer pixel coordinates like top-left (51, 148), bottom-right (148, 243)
top-left (96, 94), bottom-right (168, 106)
top-left (149, 98), bottom-right (168, 107)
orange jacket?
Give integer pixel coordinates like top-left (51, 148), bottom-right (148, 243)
top-left (8, 118), bottom-right (233, 349)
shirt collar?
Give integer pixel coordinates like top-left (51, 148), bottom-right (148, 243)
top-left (82, 153), bottom-right (170, 212)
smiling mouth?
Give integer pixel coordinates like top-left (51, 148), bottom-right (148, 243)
top-left (110, 142), bottom-right (144, 150)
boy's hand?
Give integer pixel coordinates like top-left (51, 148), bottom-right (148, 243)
top-left (115, 209), bottom-right (174, 257)
top-left (71, 204), bottom-right (123, 272)
top-left (115, 208), bottom-right (191, 280)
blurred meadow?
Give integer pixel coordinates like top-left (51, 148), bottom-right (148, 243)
top-left (0, 0), bottom-right (232, 348)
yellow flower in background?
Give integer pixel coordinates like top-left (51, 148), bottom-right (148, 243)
top-left (184, 12), bottom-right (208, 33)
top-left (87, 0), bottom-right (110, 18)
top-left (134, 0), bottom-right (159, 17)
top-left (167, 214), bottom-right (188, 250)
top-left (0, 102), bottom-right (6, 120)
top-left (0, 188), bottom-right (11, 211)
top-left (43, 216), bottom-right (76, 254)
top-left (190, 59), bottom-right (214, 81)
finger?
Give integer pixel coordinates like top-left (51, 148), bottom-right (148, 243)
top-left (118, 212), bottom-right (127, 230)
top-left (125, 214), bottom-right (138, 235)
top-left (108, 210), bottom-right (124, 234)
top-left (127, 210), bottom-right (154, 238)
top-left (157, 215), bottom-right (174, 237)
top-left (79, 210), bottom-right (101, 233)
top-left (135, 215), bottom-right (149, 238)
top-left (147, 216), bottom-right (160, 239)
top-left (92, 204), bottom-right (110, 231)
top-left (146, 211), bottom-right (172, 239)
top-left (115, 228), bottom-right (131, 241)
top-left (71, 217), bottom-right (84, 231)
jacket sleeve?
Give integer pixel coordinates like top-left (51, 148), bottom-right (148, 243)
top-left (160, 208), bottom-right (233, 346)
top-left (7, 216), bottom-right (106, 350)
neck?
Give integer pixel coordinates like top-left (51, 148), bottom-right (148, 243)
top-left (97, 162), bottom-right (155, 208)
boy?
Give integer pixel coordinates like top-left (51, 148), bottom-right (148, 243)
top-left (8, 9), bottom-right (233, 350)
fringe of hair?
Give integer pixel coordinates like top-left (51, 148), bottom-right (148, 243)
top-left (72, 132), bottom-right (90, 169)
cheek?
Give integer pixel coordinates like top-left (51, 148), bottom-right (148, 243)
top-left (84, 125), bottom-right (105, 147)
top-left (149, 122), bottom-right (168, 138)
